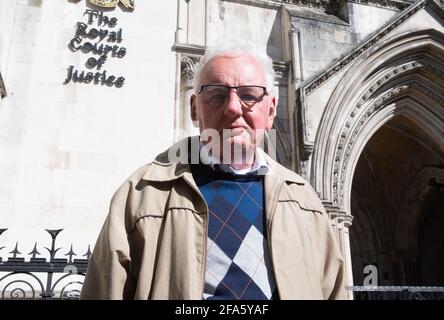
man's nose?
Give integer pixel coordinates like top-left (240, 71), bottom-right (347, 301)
top-left (224, 91), bottom-right (243, 117)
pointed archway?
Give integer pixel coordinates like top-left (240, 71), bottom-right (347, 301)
top-left (350, 115), bottom-right (444, 286)
top-left (311, 29), bottom-right (444, 290)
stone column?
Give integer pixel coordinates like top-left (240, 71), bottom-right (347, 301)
top-left (290, 29), bottom-right (303, 85)
top-left (324, 203), bottom-right (354, 300)
top-left (179, 55), bottom-right (200, 140)
top-left (175, 0), bottom-right (189, 44)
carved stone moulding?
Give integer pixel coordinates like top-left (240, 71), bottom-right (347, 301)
top-left (303, 0), bottom-right (432, 95)
top-left (332, 78), bottom-right (443, 207)
top-left (347, 0), bottom-right (413, 11)
top-left (181, 55), bottom-right (201, 82)
top-left (331, 56), bottom-right (444, 206)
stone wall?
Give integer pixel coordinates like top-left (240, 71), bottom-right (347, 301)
top-left (0, 0), bottom-right (177, 257)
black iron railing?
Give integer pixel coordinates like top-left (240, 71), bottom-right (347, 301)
top-left (3, 228), bottom-right (444, 300)
top-left (347, 286), bottom-right (444, 300)
top-left (0, 228), bottom-right (90, 300)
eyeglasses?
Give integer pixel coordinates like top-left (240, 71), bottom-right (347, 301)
top-left (197, 85), bottom-right (268, 108)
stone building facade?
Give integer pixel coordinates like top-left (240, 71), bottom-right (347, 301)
top-left (0, 0), bottom-right (443, 298)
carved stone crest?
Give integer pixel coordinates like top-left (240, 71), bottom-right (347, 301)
top-left (89, 0), bottom-right (134, 10)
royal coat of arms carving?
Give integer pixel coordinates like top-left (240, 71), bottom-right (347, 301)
top-left (89, 0), bottom-right (134, 10)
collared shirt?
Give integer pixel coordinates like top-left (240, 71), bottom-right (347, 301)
top-left (199, 142), bottom-right (269, 175)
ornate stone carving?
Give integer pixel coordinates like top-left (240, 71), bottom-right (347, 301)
top-left (222, 0), bottom-right (345, 12)
top-left (89, 0), bottom-right (135, 10)
top-left (282, 0), bottom-right (335, 10)
top-left (428, 0), bottom-right (444, 19)
top-left (181, 55), bottom-right (200, 81)
top-left (223, 0), bottom-right (411, 11)
top-left (304, 0), bottom-right (437, 95)
top-left (347, 0), bottom-right (413, 11)
top-left (332, 61), bottom-right (444, 205)
top-left (301, 143), bottom-right (314, 161)
top-left (285, 0), bottom-right (413, 11)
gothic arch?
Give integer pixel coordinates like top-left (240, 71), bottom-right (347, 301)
top-left (311, 29), bottom-right (444, 214)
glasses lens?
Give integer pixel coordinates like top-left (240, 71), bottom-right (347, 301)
top-left (237, 86), bottom-right (265, 106)
top-left (203, 86), bottom-right (228, 107)
top-left (201, 85), bottom-right (265, 107)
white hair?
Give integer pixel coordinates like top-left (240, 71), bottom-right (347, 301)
top-left (192, 41), bottom-right (276, 96)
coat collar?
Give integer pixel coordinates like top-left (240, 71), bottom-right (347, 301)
top-left (142, 136), bottom-right (306, 186)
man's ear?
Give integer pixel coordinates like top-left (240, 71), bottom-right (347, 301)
top-left (190, 94), bottom-right (197, 122)
top-left (266, 96), bottom-right (277, 130)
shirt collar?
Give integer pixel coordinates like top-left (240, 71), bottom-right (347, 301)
top-left (143, 136), bottom-right (306, 185)
top-left (199, 142), bottom-right (269, 176)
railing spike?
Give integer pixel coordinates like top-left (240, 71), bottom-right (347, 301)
top-left (28, 242), bottom-right (41, 259)
top-left (9, 242), bottom-right (21, 258)
top-left (64, 244), bottom-right (77, 264)
top-left (44, 229), bottom-right (63, 261)
top-left (83, 245), bottom-right (92, 260)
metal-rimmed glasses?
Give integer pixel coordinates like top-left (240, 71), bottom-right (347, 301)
top-left (196, 85), bottom-right (268, 108)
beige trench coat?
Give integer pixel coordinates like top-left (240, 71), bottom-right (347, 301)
top-left (80, 136), bottom-right (346, 300)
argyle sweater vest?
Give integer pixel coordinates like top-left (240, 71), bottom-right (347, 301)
top-left (191, 163), bottom-right (277, 300)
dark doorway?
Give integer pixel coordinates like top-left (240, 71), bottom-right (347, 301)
top-left (350, 115), bottom-right (444, 286)
top-left (418, 188), bottom-right (444, 286)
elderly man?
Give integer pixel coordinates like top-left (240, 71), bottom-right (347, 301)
top-left (80, 43), bottom-right (346, 300)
